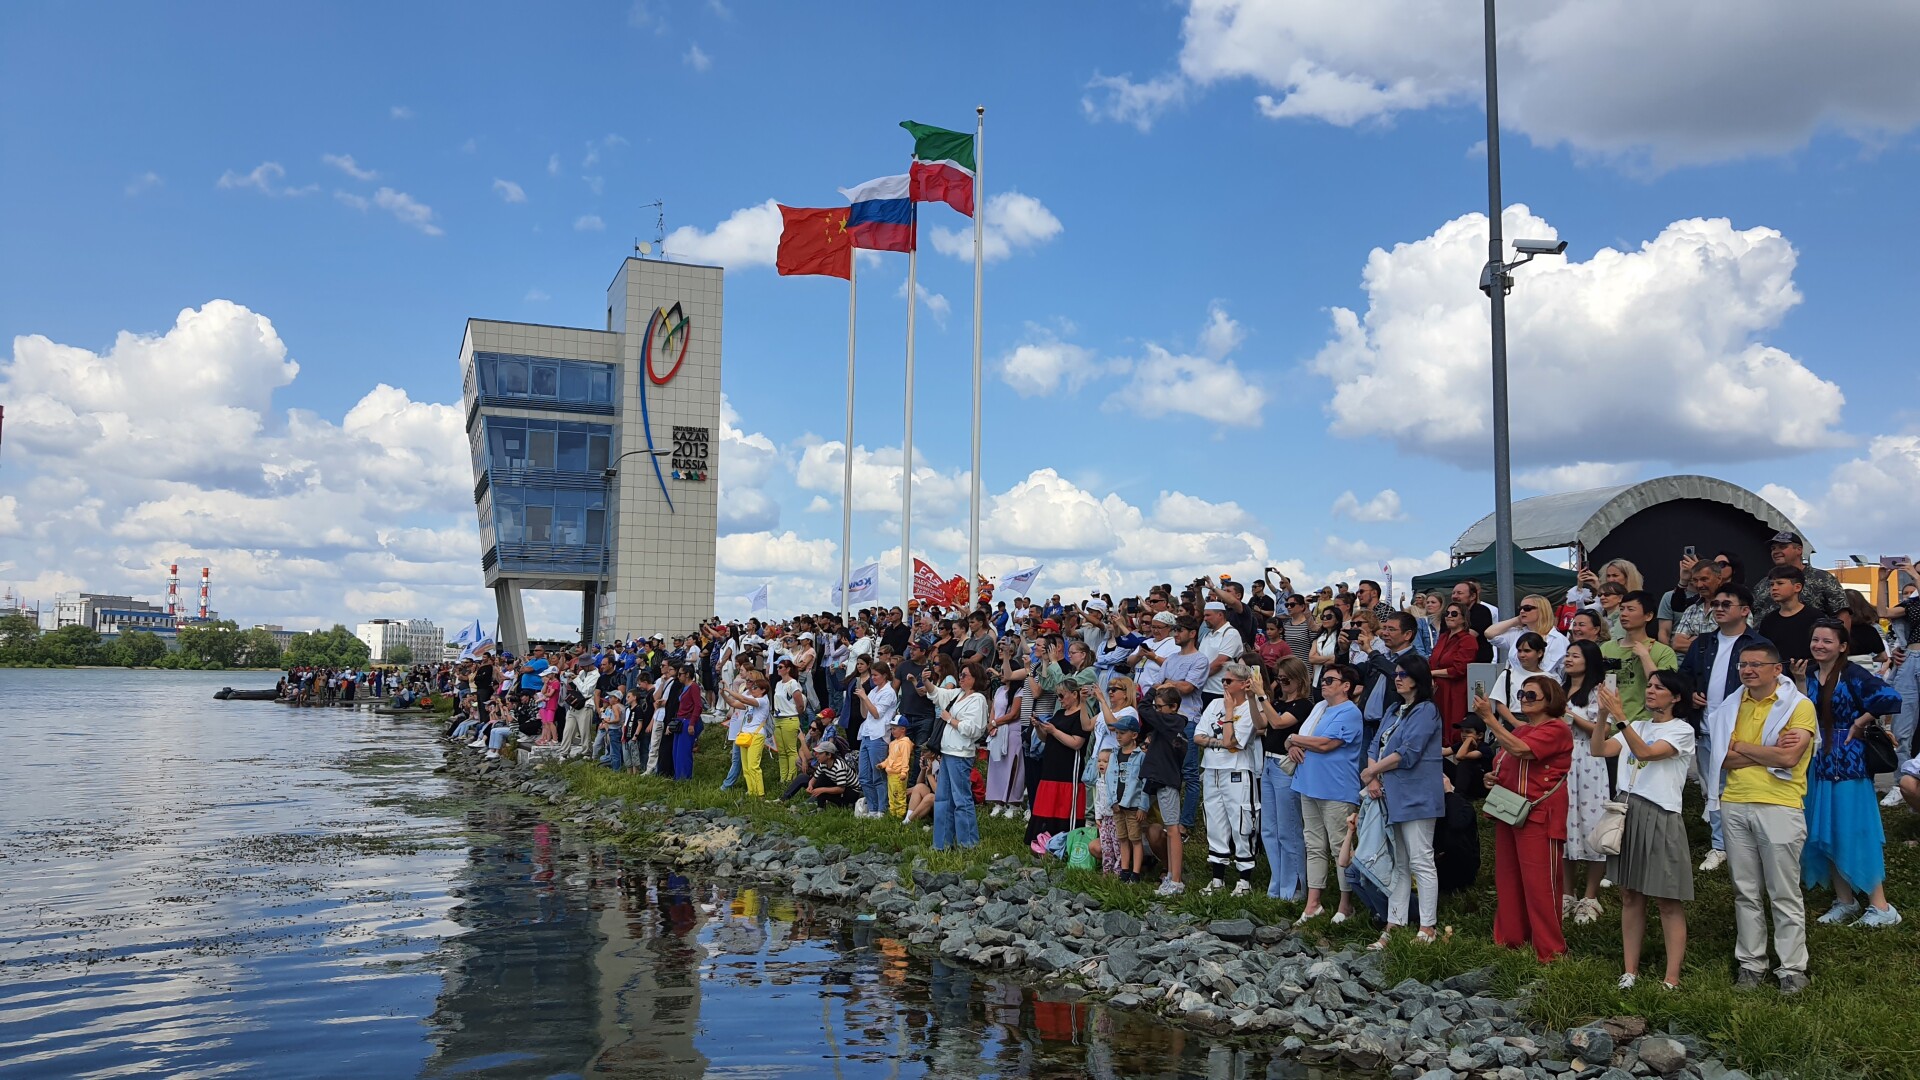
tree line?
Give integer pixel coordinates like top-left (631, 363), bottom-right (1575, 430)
top-left (0, 614), bottom-right (374, 670)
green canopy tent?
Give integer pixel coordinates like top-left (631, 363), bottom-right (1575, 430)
top-left (1410, 544), bottom-right (1578, 606)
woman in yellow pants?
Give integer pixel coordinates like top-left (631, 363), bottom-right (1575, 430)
top-left (772, 658), bottom-right (805, 785)
top-left (722, 671), bottom-right (774, 796)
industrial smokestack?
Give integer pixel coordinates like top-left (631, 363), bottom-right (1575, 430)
top-left (199, 566), bottom-right (210, 621)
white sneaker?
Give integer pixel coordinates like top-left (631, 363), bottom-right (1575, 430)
top-left (1819, 899), bottom-right (1863, 925)
top-left (1201, 879), bottom-right (1225, 895)
top-left (484, 750), bottom-right (499, 760)
top-left (1884, 786), bottom-right (1906, 808)
top-left (467, 739), bottom-right (487, 749)
top-left (1698, 849), bottom-right (1727, 872)
top-left (1561, 894), bottom-right (1576, 918)
top-left (1573, 897), bottom-right (1603, 925)
top-left (1231, 880), bottom-right (1252, 897)
top-left (1155, 879), bottom-right (1185, 897)
top-left (1856, 903), bottom-right (1903, 929)
top-left (1617, 972), bottom-right (1637, 991)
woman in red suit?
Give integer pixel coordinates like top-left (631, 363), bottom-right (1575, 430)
top-left (1475, 676), bottom-right (1574, 963)
top-left (1429, 603), bottom-right (1480, 743)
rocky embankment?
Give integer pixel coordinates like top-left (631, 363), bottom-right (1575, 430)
top-left (447, 751), bottom-right (1765, 1080)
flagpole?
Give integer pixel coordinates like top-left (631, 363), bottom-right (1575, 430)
top-left (901, 217), bottom-right (917, 612)
top-left (967, 105), bottom-right (985, 610)
top-left (841, 257), bottom-right (857, 622)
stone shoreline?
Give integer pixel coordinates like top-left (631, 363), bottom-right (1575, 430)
top-left (444, 750), bottom-right (1765, 1080)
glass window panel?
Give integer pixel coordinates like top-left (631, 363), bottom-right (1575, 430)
top-left (496, 359), bottom-right (528, 396)
top-left (589, 367), bottom-right (614, 404)
top-left (557, 431), bottom-right (588, 473)
top-left (587, 434), bottom-right (609, 473)
top-left (524, 505), bottom-right (552, 543)
top-left (586, 509), bottom-right (606, 547)
top-left (528, 430), bottom-right (556, 470)
top-left (530, 363), bottom-right (558, 397)
top-left (489, 421), bottom-right (525, 469)
top-left (559, 363), bottom-right (589, 402)
top-left (553, 506), bottom-right (586, 545)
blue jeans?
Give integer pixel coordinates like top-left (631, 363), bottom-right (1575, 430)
top-left (1181, 721), bottom-right (1202, 829)
top-left (722, 743), bottom-right (743, 789)
top-left (487, 725), bottom-right (510, 751)
top-left (860, 737), bottom-right (889, 814)
top-left (602, 734), bottom-right (624, 770)
top-left (933, 753), bottom-right (979, 850)
top-left (1260, 756), bottom-right (1305, 900)
top-left (1894, 652), bottom-right (1920, 756)
top-left (454, 719), bottom-right (480, 740)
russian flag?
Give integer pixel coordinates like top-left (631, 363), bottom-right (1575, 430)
top-left (838, 174), bottom-right (915, 252)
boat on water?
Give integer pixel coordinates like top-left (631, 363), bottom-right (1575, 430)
top-left (213, 687), bottom-right (280, 701)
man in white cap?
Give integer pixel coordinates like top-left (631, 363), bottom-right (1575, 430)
top-left (1198, 601), bottom-right (1244, 710)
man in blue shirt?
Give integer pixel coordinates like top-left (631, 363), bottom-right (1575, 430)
top-left (518, 645), bottom-right (550, 694)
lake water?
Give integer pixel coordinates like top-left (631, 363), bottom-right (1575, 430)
top-left (0, 669), bottom-right (1339, 1078)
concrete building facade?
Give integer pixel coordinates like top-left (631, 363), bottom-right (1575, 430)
top-left (355, 618), bottom-right (446, 664)
top-left (461, 257), bottom-right (721, 651)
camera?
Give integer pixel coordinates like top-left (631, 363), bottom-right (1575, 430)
top-left (1601, 656), bottom-right (1625, 672)
top-left (1513, 238), bottom-right (1567, 256)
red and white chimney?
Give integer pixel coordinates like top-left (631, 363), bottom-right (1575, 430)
top-left (198, 566), bottom-right (210, 621)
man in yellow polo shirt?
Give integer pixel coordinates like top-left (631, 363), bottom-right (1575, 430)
top-left (1703, 641), bottom-right (1816, 994)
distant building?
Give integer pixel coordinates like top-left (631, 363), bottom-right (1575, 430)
top-left (252, 624), bottom-right (299, 650)
top-left (54, 593), bottom-right (216, 633)
top-left (355, 618), bottom-right (445, 664)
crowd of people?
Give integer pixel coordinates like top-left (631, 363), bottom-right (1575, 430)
top-left (438, 530), bottom-right (1920, 994)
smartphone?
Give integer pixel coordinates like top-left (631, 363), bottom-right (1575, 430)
top-left (1683, 545), bottom-right (1696, 559)
top-left (1605, 673), bottom-right (1619, 694)
top-left (1472, 681), bottom-right (1485, 700)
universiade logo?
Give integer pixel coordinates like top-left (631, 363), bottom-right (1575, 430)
top-left (636, 302), bottom-right (691, 511)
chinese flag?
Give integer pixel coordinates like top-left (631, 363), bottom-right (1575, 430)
top-left (776, 205), bottom-right (852, 279)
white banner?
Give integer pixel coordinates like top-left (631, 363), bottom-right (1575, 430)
top-left (746, 583), bottom-right (770, 613)
top-left (999, 564), bottom-right (1043, 597)
top-left (833, 561), bottom-right (882, 605)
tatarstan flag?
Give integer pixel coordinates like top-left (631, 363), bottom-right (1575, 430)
top-left (775, 205), bottom-right (852, 279)
top-left (900, 120), bottom-right (975, 217)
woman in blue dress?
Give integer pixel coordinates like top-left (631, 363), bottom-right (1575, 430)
top-left (1804, 619), bottom-right (1903, 927)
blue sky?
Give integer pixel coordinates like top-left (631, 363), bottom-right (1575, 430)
top-left (4, 1), bottom-right (1919, 634)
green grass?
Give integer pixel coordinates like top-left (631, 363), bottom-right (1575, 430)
top-left (537, 727), bottom-right (1920, 1079)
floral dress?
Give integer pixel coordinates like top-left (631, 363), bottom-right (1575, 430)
top-left (1561, 699), bottom-right (1613, 864)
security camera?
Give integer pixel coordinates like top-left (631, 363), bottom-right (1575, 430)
top-left (1513, 239), bottom-right (1568, 256)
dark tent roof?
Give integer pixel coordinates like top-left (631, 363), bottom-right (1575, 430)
top-left (1453, 475), bottom-right (1807, 558)
top-left (1411, 544), bottom-right (1578, 603)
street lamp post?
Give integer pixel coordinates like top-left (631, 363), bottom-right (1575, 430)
top-left (1478, 0), bottom-right (1565, 617)
top-left (598, 448), bottom-right (672, 641)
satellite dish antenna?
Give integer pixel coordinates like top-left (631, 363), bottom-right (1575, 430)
top-left (635, 241), bottom-right (653, 257)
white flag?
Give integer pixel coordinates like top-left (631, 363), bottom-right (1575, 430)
top-left (747, 583), bottom-right (770, 613)
top-left (833, 561), bottom-right (881, 605)
top-left (457, 620), bottom-right (495, 660)
top-left (999, 564), bottom-right (1043, 597)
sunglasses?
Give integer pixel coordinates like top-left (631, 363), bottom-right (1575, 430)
top-left (1393, 670), bottom-right (1412, 679)
top-left (1518, 604), bottom-right (1539, 613)
top-left (1709, 600), bottom-right (1737, 609)
top-left (1319, 675), bottom-right (1343, 686)
top-left (1518, 690), bottom-right (1542, 703)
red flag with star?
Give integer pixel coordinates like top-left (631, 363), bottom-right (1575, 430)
top-left (776, 205), bottom-right (852, 279)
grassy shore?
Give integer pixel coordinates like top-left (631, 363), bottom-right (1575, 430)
top-left (540, 734), bottom-right (1920, 1080)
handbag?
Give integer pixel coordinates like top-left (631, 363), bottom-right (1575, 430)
top-left (1588, 800), bottom-right (1629, 856)
top-left (1484, 753), bottom-right (1565, 827)
top-left (1861, 721), bottom-right (1900, 775)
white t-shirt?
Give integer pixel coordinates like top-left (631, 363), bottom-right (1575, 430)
top-left (1616, 718), bottom-right (1696, 814)
top-left (1493, 626), bottom-right (1568, 677)
top-left (741, 693), bottom-right (772, 737)
top-left (1198, 624), bottom-right (1244, 695)
top-left (858, 681), bottom-right (899, 741)
top-left (845, 635), bottom-right (874, 676)
top-left (1197, 698), bottom-right (1256, 771)
top-left (1707, 631), bottom-right (1740, 713)
top-left (773, 678), bottom-right (802, 718)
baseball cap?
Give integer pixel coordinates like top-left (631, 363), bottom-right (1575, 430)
top-left (1085, 598), bottom-right (1108, 612)
top-left (818, 706), bottom-right (837, 720)
top-left (1109, 713), bottom-right (1141, 734)
top-left (1203, 600), bottom-right (1227, 612)
top-left (1152, 611), bottom-right (1178, 627)
top-left (812, 740), bottom-right (837, 755)
top-left (1039, 618), bottom-right (1061, 633)
top-left (1769, 530), bottom-right (1802, 546)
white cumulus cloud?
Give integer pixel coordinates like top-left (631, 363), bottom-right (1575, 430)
top-left (1101, 0), bottom-right (1920, 169)
top-left (1312, 206), bottom-right (1842, 466)
top-left (663, 198), bottom-right (781, 268)
top-left (372, 188), bottom-right (442, 235)
top-left (216, 162), bottom-right (317, 197)
top-left (492, 178), bottom-right (527, 203)
top-left (322, 153), bottom-right (378, 181)
top-left (1516, 462), bottom-right (1638, 493)
top-left (1331, 489), bottom-right (1406, 523)
top-left (685, 43), bottom-right (712, 71)
top-left (1105, 303), bottom-right (1266, 426)
top-left (931, 192), bottom-right (1062, 262)
top-left (574, 214), bottom-right (606, 232)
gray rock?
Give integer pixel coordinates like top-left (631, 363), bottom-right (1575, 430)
top-left (1229, 982), bottom-right (1262, 1009)
top-left (1415, 1071), bottom-right (1458, 1080)
top-left (1208, 918), bottom-right (1256, 942)
top-left (1110, 992), bottom-right (1142, 1008)
top-left (1635, 1038), bottom-right (1687, 1075)
top-left (1567, 1025), bottom-right (1616, 1067)
top-left (1101, 909), bottom-right (1140, 938)
top-left (1107, 938), bottom-right (1142, 984)
top-left (1253, 923), bottom-right (1290, 945)
top-left (1442, 966), bottom-right (1498, 995)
